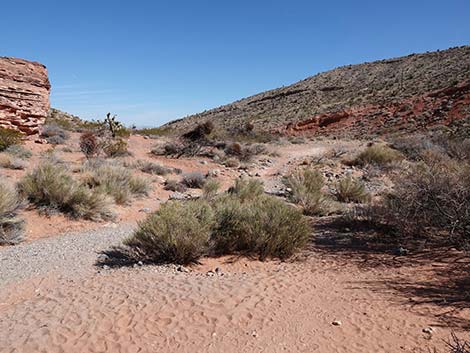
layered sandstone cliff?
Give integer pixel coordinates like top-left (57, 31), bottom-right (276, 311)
top-left (0, 57), bottom-right (50, 135)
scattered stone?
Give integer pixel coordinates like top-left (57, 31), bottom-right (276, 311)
top-left (200, 160), bottom-right (208, 165)
top-left (207, 271), bottom-right (215, 277)
top-left (139, 208), bottom-right (151, 213)
top-left (177, 266), bottom-right (190, 273)
top-left (97, 254), bottom-right (109, 262)
top-left (103, 265), bottom-right (110, 270)
top-left (395, 247), bottom-right (409, 256)
top-left (169, 192), bottom-right (187, 200)
top-left (251, 330), bottom-right (258, 338)
top-left (137, 261), bottom-right (144, 266)
top-left (332, 320), bottom-right (342, 326)
top-left (215, 267), bottom-right (223, 275)
top-left (422, 327), bottom-right (434, 334)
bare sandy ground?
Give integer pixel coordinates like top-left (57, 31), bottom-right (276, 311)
top-left (1, 250), bottom-right (468, 353)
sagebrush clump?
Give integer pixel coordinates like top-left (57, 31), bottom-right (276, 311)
top-left (335, 176), bottom-right (370, 203)
top-left (351, 144), bottom-right (403, 167)
top-left (0, 128), bottom-right (22, 152)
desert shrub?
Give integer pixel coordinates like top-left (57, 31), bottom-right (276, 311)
top-left (390, 135), bottom-right (440, 161)
top-left (164, 179), bottom-right (187, 193)
top-left (224, 157), bottom-right (240, 168)
top-left (229, 178), bottom-right (264, 202)
top-left (352, 144), bottom-right (403, 167)
top-left (382, 159), bottom-right (470, 249)
top-left (40, 124), bottom-right (70, 145)
top-left (0, 128), bottom-right (22, 152)
top-left (83, 162), bottom-right (150, 204)
top-left (124, 199), bottom-right (215, 264)
top-left (18, 162), bottom-right (114, 220)
top-left (0, 155), bottom-right (27, 170)
top-left (283, 168), bottom-right (330, 215)
top-left (182, 172), bottom-right (206, 188)
top-left (0, 182), bottom-right (24, 245)
top-left (224, 142), bottom-right (264, 161)
top-left (445, 138), bottom-right (470, 161)
top-left (5, 145), bottom-right (32, 159)
top-left (136, 161), bottom-right (172, 175)
top-left (151, 142), bottom-right (182, 156)
top-left (182, 121), bottom-right (214, 141)
top-left (225, 142), bottom-right (242, 157)
top-left (335, 176), bottom-right (370, 203)
top-left (202, 179), bottom-right (220, 200)
top-left (212, 193), bottom-right (310, 259)
top-left (103, 138), bottom-right (129, 157)
top-left (80, 131), bottom-right (100, 158)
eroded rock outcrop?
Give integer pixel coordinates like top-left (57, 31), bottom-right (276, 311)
top-left (0, 57), bottom-right (50, 135)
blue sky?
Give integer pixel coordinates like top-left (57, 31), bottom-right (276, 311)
top-left (2, 0), bottom-right (469, 127)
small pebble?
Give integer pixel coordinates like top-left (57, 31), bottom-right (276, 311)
top-left (332, 320), bottom-right (342, 326)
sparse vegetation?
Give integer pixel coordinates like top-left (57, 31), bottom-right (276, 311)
top-left (0, 128), bottom-right (22, 152)
top-left (202, 179), bottom-right (220, 200)
top-left (335, 176), bottom-right (370, 203)
top-left (0, 182), bottom-right (24, 245)
top-left (283, 168), bottom-right (330, 215)
top-left (103, 138), bottom-right (129, 157)
top-left (18, 161), bottom-right (114, 220)
top-left (0, 155), bottom-right (27, 170)
top-left (136, 160), bottom-right (172, 175)
top-left (164, 179), bottom-right (187, 193)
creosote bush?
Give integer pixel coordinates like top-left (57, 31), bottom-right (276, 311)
top-left (351, 144), bottom-right (403, 167)
top-left (0, 128), bottom-right (22, 152)
top-left (0, 182), bottom-right (25, 245)
top-left (18, 161), bottom-right (114, 221)
top-left (283, 168), bottom-right (330, 215)
top-left (335, 176), bottom-right (370, 203)
top-left (124, 178), bottom-right (310, 264)
top-left (83, 162), bottom-right (150, 204)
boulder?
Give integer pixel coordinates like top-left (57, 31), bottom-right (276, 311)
top-left (0, 57), bottom-right (50, 135)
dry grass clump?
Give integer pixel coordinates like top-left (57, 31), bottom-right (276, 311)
top-left (124, 199), bottom-right (215, 264)
top-left (335, 176), bottom-right (370, 203)
top-left (283, 168), bottom-right (330, 215)
top-left (0, 182), bottom-right (25, 245)
top-left (0, 128), bottom-right (22, 152)
top-left (123, 178), bottom-right (310, 264)
top-left (80, 131), bottom-right (100, 158)
top-left (136, 160), bottom-right (172, 175)
top-left (223, 157), bottom-right (240, 168)
top-left (40, 124), bottom-right (70, 145)
top-left (83, 162), bottom-right (150, 204)
top-left (18, 161), bottom-right (114, 220)
top-left (351, 143), bottom-right (403, 167)
top-left (0, 155), bottom-right (27, 170)
top-left (5, 145), bottom-right (32, 159)
top-left (182, 172), bottom-right (206, 189)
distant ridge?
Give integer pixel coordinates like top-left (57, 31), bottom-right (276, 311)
top-left (164, 46), bottom-right (470, 137)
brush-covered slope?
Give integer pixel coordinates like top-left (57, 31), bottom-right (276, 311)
top-left (165, 46), bottom-right (470, 137)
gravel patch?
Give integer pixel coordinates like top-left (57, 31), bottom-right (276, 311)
top-left (0, 223), bottom-right (136, 286)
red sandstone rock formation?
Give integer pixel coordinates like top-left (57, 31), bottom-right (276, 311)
top-left (0, 57), bottom-right (50, 135)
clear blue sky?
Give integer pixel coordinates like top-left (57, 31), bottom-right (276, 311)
top-left (2, 0), bottom-right (469, 127)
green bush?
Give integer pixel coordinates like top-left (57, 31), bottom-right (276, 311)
top-left (0, 182), bottom-right (24, 245)
top-left (351, 144), bottom-right (403, 167)
top-left (229, 178), bottom-right (264, 202)
top-left (83, 162), bottom-right (150, 204)
top-left (18, 162), bottom-right (114, 220)
top-left (283, 168), bottom-right (330, 215)
top-left (125, 200), bottom-right (215, 264)
top-left (202, 179), bottom-right (220, 200)
top-left (0, 128), bottom-right (22, 152)
top-left (103, 138), bottom-right (129, 157)
top-left (212, 194), bottom-right (310, 259)
top-left (335, 176), bottom-right (370, 203)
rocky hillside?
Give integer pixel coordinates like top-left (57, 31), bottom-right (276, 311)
top-left (164, 46), bottom-right (470, 137)
top-left (0, 57), bottom-right (50, 135)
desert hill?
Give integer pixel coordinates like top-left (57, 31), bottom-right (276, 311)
top-left (164, 46), bottom-right (470, 137)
